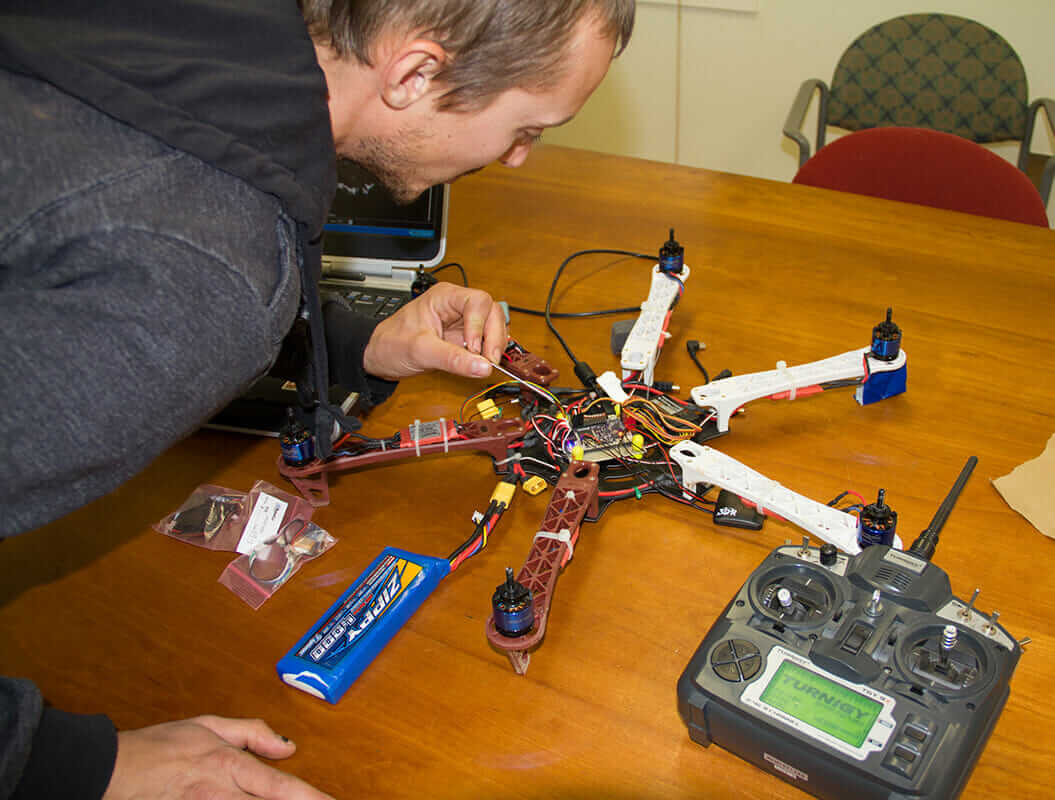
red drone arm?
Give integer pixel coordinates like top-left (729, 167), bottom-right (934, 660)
top-left (501, 339), bottom-right (559, 387)
top-left (278, 418), bottom-right (525, 506)
top-left (485, 461), bottom-right (599, 674)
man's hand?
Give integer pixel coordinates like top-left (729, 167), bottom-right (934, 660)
top-left (362, 282), bottom-right (507, 380)
top-left (103, 716), bottom-right (333, 800)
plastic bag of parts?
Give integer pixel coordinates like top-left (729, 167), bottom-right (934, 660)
top-left (218, 520), bottom-right (337, 609)
top-left (233, 481), bottom-right (315, 556)
top-left (154, 481), bottom-right (313, 555)
top-left (153, 484), bottom-right (249, 551)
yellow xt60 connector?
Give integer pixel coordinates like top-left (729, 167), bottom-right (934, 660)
top-left (491, 480), bottom-right (517, 508)
top-left (522, 476), bottom-right (548, 496)
top-left (477, 399), bottom-right (501, 420)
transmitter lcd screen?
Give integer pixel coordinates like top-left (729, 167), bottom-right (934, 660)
top-left (323, 161), bottom-right (444, 263)
top-left (759, 660), bottom-right (882, 748)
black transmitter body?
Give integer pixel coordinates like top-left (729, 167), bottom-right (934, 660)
top-left (678, 543), bottom-right (1021, 799)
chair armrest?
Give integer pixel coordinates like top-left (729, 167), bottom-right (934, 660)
top-left (783, 78), bottom-right (829, 167)
top-left (1019, 98), bottom-right (1054, 207)
top-left (1040, 158), bottom-right (1054, 211)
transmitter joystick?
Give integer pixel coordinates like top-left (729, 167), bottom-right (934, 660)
top-left (756, 567), bottom-right (838, 626)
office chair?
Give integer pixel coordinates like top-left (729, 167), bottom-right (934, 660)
top-left (783, 13), bottom-right (1054, 208)
top-left (792, 127), bottom-right (1049, 227)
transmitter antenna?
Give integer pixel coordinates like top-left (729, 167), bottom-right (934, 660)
top-left (907, 456), bottom-right (978, 561)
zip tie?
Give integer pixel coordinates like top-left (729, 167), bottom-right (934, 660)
top-left (776, 360), bottom-right (796, 401)
top-left (441, 417), bottom-right (449, 453)
top-left (534, 528), bottom-right (573, 559)
top-left (414, 419), bottom-right (422, 457)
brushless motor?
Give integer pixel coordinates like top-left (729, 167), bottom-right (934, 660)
top-left (870, 308), bottom-right (902, 361)
top-left (279, 408), bottom-right (315, 466)
top-left (858, 489), bottom-right (898, 548)
top-left (658, 228), bottom-right (684, 274)
top-left (492, 567), bottom-right (534, 638)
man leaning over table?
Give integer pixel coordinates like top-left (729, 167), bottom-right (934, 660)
top-left (0, 0), bottom-right (635, 797)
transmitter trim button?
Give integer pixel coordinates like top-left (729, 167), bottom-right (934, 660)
top-left (894, 745), bottom-right (918, 763)
top-left (902, 714), bottom-right (936, 750)
top-left (738, 655), bottom-right (761, 680)
top-left (904, 725), bottom-right (927, 742)
top-left (713, 661), bottom-right (742, 682)
top-left (710, 639), bottom-right (762, 682)
top-left (883, 740), bottom-right (922, 778)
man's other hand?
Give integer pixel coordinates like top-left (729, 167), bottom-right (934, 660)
top-left (103, 716), bottom-right (333, 800)
top-left (362, 282), bottom-right (507, 380)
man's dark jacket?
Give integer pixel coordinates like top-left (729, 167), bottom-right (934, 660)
top-left (0, 2), bottom-right (354, 796)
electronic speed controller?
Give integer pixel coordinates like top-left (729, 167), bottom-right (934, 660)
top-left (677, 458), bottom-right (1024, 799)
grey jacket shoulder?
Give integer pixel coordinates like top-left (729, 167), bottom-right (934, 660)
top-left (0, 71), bottom-right (301, 535)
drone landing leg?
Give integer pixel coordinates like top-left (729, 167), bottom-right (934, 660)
top-left (276, 456), bottom-right (332, 507)
top-left (507, 650), bottom-right (531, 675)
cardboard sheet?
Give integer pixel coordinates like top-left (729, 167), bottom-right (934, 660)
top-left (992, 433), bottom-right (1055, 539)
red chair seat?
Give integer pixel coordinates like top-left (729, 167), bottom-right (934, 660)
top-left (793, 127), bottom-right (1049, 227)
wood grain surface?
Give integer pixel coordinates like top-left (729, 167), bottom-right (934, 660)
top-left (2, 145), bottom-right (1052, 799)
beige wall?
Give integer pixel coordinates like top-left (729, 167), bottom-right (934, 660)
top-left (546, 1), bottom-right (1055, 222)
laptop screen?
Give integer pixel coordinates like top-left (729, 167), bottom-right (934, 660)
top-left (322, 161), bottom-right (448, 275)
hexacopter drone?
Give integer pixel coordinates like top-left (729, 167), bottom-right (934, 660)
top-left (273, 232), bottom-right (909, 700)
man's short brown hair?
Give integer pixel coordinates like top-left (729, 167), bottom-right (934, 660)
top-left (300, 0), bottom-right (635, 110)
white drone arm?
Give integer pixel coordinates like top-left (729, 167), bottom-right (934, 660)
top-left (620, 264), bottom-right (690, 386)
top-left (670, 442), bottom-right (903, 555)
top-left (689, 346), bottom-right (907, 432)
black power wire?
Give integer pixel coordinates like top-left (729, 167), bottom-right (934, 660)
top-left (427, 256), bottom-right (649, 320)
top-left (686, 340), bottom-right (708, 384)
top-left (543, 248), bottom-right (654, 388)
top-left (509, 304), bottom-right (640, 318)
top-left (428, 261), bottom-right (469, 286)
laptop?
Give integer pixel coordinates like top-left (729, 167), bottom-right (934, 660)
top-left (318, 160), bottom-right (449, 316)
top-left (206, 162), bottom-right (449, 436)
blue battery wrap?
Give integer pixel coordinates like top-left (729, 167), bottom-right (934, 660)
top-left (277, 547), bottom-right (449, 702)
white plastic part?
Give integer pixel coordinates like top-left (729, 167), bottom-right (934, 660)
top-left (280, 671), bottom-right (326, 699)
top-left (670, 442), bottom-right (866, 555)
top-left (689, 346), bottom-right (907, 432)
top-left (620, 264), bottom-right (690, 386)
top-left (597, 370), bottom-right (630, 403)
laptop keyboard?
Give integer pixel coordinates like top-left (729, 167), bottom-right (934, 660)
top-left (332, 287), bottom-right (411, 318)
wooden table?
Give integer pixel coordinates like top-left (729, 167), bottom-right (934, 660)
top-left (2, 146), bottom-right (1053, 798)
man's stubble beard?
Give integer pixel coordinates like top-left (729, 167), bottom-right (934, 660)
top-left (344, 126), bottom-right (487, 203)
top-left (345, 128), bottom-right (432, 205)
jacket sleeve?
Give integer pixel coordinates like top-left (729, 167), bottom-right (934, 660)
top-left (322, 298), bottom-right (398, 408)
top-left (268, 295), bottom-right (399, 409)
top-left (1, 677), bottom-right (117, 800)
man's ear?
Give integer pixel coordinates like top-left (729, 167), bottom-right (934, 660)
top-left (380, 39), bottom-right (448, 110)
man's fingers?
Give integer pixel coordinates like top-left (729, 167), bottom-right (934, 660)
top-left (230, 752), bottom-right (336, 800)
top-left (420, 336), bottom-right (492, 378)
top-left (482, 301), bottom-right (508, 364)
top-left (191, 716), bottom-right (296, 760)
top-left (361, 283), bottom-right (506, 380)
top-left (436, 284), bottom-right (506, 357)
top-left (455, 308), bottom-right (486, 356)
